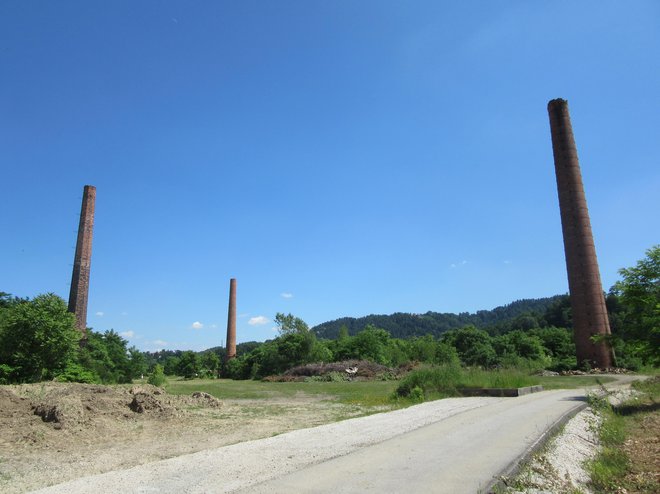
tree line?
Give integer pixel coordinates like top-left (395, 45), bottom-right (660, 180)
top-left (0, 245), bottom-right (657, 384)
top-left (312, 296), bottom-right (567, 339)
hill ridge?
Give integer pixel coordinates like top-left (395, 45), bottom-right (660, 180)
top-left (311, 295), bottom-right (567, 339)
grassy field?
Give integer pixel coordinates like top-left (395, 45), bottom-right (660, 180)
top-left (163, 373), bottom-right (616, 408)
top-left (165, 378), bottom-right (400, 407)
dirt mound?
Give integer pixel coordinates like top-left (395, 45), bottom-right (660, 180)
top-left (24, 383), bottom-right (156, 428)
top-left (129, 392), bottom-right (168, 414)
top-left (0, 387), bottom-right (32, 419)
top-left (190, 391), bottom-right (222, 408)
top-left (128, 385), bottom-right (174, 416)
top-left (0, 381), bottom-right (355, 494)
top-left (0, 382), bottom-right (221, 433)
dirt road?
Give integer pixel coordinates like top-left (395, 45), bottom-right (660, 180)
top-left (30, 387), bottom-right (594, 494)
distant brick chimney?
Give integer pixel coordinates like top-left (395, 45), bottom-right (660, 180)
top-left (225, 278), bottom-right (237, 362)
top-left (547, 99), bottom-right (614, 368)
top-left (68, 185), bottom-right (96, 338)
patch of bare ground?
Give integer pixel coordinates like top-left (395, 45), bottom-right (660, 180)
top-left (0, 382), bottom-right (365, 493)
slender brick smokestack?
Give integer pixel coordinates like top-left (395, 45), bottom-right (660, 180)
top-left (225, 278), bottom-right (237, 362)
top-left (68, 185), bottom-right (96, 337)
top-left (547, 99), bottom-right (614, 368)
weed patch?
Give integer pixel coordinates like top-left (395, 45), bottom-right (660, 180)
top-left (394, 365), bottom-right (540, 400)
top-left (588, 375), bottom-right (659, 494)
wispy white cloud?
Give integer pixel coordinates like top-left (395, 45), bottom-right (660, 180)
top-left (120, 330), bottom-right (135, 338)
top-left (152, 339), bottom-right (168, 348)
top-left (95, 311), bottom-right (104, 317)
top-left (191, 321), bottom-right (204, 330)
top-left (121, 311), bottom-right (128, 316)
top-left (210, 324), bottom-right (217, 329)
top-left (248, 316), bottom-right (269, 326)
top-left (450, 260), bottom-right (468, 269)
top-left (280, 292), bottom-right (293, 299)
top-left (503, 260), bottom-right (513, 265)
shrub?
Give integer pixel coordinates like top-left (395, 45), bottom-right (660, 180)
top-left (0, 293), bottom-right (79, 383)
top-left (0, 363), bottom-right (16, 384)
top-left (224, 357), bottom-right (249, 379)
top-left (395, 364), bottom-right (539, 399)
top-left (409, 386), bottom-right (425, 402)
top-left (147, 364), bottom-right (166, 387)
top-left (396, 364), bottom-right (462, 398)
top-left (54, 362), bottom-right (99, 383)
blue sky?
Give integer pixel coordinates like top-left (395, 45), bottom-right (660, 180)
top-left (1, 1), bottom-right (658, 352)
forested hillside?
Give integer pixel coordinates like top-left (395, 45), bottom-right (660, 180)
top-left (1, 245), bottom-right (655, 384)
top-left (312, 295), bottom-right (567, 339)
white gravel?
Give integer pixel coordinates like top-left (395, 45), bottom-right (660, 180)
top-left (30, 396), bottom-right (496, 494)
top-left (506, 386), bottom-right (638, 494)
top-left (506, 407), bottom-right (600, 493)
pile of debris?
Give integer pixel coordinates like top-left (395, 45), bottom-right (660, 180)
top-left (267, 360), bottom-right (404, 382)
top-left (559, 367), bottom-right (631, 376)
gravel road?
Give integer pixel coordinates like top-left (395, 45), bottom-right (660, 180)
top-left (30, 386), bottom-right (596, 494)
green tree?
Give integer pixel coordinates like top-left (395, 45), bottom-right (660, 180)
top-left (78, 330), bottom-right (134, 383)
top-left (0, 293), bottom-right (79, 383)
top-left (309, 340), bottom-right (333, 363)
top-left (530, 326), bottom-right (576, 370)
top-left (275, 312), bottom-right (309, 335)
top-left (200, 351), bottom-right (221, 377)
top-left (542, 295), bottom-right (572, 329)
top-left (443, 326), bottom-right (497, 368)
top-left (0, 292), bottom-right (16, 308)
top-left (435, 341), bottom-right (460, 365)
top-left (349, 325), bottom-right (391, 364)
top-left (178, 351), bottom-right (200, 378)
top-left (496, 330), bottom-right (546, 360)
top-left (127, 347), bottom-right (148, 379)
top-left (409, 335), bottom-right (437, 363)
top-left (275, 331), bottom-right (316, 369)
top-left (611, 245), bottom-right (660, 366)
top-left (163, 356), bottom-right (180, 376)
top-left (385, 337), bottom-right (410, 366)
top-left (225, 354), bottom-right (250, 380)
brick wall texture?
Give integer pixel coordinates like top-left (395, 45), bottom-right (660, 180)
top-left (548, 99), bottom-right (614, 368)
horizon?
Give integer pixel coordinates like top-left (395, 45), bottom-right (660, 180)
top-left (143, 292), bottom-right (568, 353)
top-left (2, 2), bottom-right (658, 352)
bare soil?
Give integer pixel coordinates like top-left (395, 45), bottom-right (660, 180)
top-left (0, 382), bottom-right (362, 493)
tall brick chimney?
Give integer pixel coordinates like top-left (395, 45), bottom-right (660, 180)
top-left (68, 185), bottom-right (96, 337)
top-left (225, 278), bottom-right (237, 362)
top-left (547, 99), bottom-right (614, 368)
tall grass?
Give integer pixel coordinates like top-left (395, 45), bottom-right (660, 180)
top-left (395, 364), bottom-right (540, 399)
top-left (586, 395), bottom-right (630, 492)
